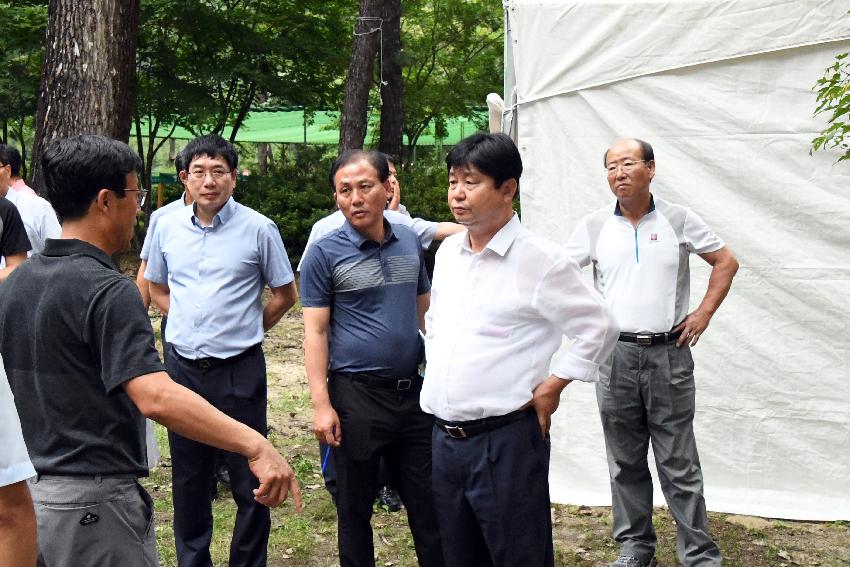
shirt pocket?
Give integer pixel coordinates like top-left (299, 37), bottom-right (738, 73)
top-left (477, 323), bottom-right (512, 339)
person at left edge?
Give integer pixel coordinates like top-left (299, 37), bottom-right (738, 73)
top-left (0, 150), bottom-right (31, 278)
top-left (300, 150), bottom-right (445, 567)
top-left (145, 134), bottom-right (299, 567)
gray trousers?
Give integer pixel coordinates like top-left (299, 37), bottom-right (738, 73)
top-left (597, 342), bottom-right (722, 567)
top-left (28, 475), bottom-right (158, 567)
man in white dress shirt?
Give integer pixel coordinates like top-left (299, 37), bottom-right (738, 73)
top-left (420, 133), bottom-right (619, 567)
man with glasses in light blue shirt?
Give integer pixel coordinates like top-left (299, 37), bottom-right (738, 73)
top-left (145, 134), bottom-right (298, 567)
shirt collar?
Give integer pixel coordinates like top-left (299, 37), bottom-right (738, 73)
top-left (41, 239), bottom-right (119, 272)
top-left (342, 218), bottom-right (397, 249)
top-left (461, 213), bottom-right (521, 257)
top-left (614, 194), bottom-right (655, 217)
top-left (191, 196), bottom-right (236, 228)
top-left (11, 179), bottom-right (27, 191)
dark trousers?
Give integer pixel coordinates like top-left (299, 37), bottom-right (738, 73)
top-left (319, 442), bottom-right (393, 504)
top-left (166, 345), bottom-right (270, 567)
top-left (431, 409), bottom-right (554, 567)
top-left (328, 373), bottom-right (444, 567)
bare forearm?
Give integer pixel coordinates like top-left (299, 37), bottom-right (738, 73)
top-left (134, 374), bottom-right (265, 457)
top-left (148, 282), bottom-right (170, 315)
top-left (135, 260), bottom-right (151, 309)
top-left (304, 332), bottom-right (331, 409)
top-left (697, 257), bottom-right (738, 316)
top-left (0, 482), bottom-right (36, 567)
top-left (435, 222), bottom-right (463, 241)
top-left (263, 284), bottom-right (297, 332)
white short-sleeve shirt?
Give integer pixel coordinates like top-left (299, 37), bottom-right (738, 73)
top-left (565, 196), bottom-right (724, 333)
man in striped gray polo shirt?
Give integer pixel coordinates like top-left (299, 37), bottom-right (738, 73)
top-left (300, 150), bottom-right (444, 567)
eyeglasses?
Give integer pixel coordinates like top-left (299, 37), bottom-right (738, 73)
top-left (188, 168), bottom-right (232, 181)
top-left (123, 189), bottom-right (148, 207)
top-left (605, 159), bottom-right (648, 175)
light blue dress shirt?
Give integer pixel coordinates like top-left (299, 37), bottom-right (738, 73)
top-left (145, 197), bottom-right (294, 359)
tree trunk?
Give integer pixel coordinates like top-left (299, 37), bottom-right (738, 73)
top-left (29, 0), bottom-right (140, 193)
top-left (339, 0), bottom-right (383, 153)
top-left (378, 0), bottom-right (403, 162)
top-left (257, 142), bottom-right (269, 175)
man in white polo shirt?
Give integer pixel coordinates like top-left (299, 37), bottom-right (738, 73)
top-left (565, 138), bottom-right (739, 567)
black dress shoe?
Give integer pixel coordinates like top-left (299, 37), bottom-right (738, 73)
top-left (377, 485), bottom-right (402, 512)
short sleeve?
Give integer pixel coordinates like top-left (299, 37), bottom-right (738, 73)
top-left (299, 245), bottom-right (334, 308)
top-left (564, 217), bottom-right (592, 268)
top-left (0, 200), bottom-right (31, 257)
top-left (86, 278), bottom-right (165, 392)
top-left (683, 209), bottom-right (724, 254)
top-left (0, 361), bottom-right (35, 487)
top-left (258, 221), bottom-right (294, 288)
top-left (384, 210), bottom-right (437, 249)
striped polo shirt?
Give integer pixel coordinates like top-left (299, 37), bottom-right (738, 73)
top-left (300, 219), bottom-right (430, 378)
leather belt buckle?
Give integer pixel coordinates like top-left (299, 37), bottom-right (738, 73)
top-left (636, 334), bottom-right (653, 346)
top-left (396, 378), bottom-right (412, 391)
top-left (198, 359), bottom-right (212, 370)
top-left (445, 425), bottom-right (467, 439)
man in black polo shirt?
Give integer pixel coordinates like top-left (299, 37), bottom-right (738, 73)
top-left (300, 150), bottom-right (444, 567)
top-left (0, 134), bottom-right (301, 567)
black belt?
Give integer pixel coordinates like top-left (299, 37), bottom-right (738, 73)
top-left (618, 331), bottom-right (681, 346)
top-left (36, 473), bottom-right (140, 481)
top-left (173, 343), bottom-right (261, 370)
top-left (332, 371), bottom-right (422, 391)
top-left (435, 407), bottom-right (533, 440)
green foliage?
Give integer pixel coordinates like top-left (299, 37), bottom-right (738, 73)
top-left (137, 0), bottom-right (351, 138)
top-left (813, 51), bottom-right (850, 163)
top-left (0, 1), bottom-right (47, 173)
top-left (397, 161), bottom-right (453, 223)
top-left (399, 0), bottom-right (503, 157)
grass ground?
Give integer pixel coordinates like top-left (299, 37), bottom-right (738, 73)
top-left (143, 307), bottom-right (850, 566)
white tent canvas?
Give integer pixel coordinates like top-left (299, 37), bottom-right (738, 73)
top-left (503, 0), bottom-right (850, 520)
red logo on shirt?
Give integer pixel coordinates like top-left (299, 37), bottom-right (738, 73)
top-left (650, 233), bottom-right (658, 241)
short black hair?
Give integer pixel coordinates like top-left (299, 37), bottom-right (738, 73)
top-left (328, 150), bottom-right (390, 191)
top-left (41, 134), bottom-right (142, 222)
top-left (0, 144), bottom-right (22, 177)
top-left (182, 134), bottom-right (238, 172)
top-left (379, 152), bottom-right (397, 168)
top-left (446, 133), bottom-right (522, 188)
top-left (174, 151), bottom-right (186, 176)
top-left (603, 138), bottom-right (655, 166)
